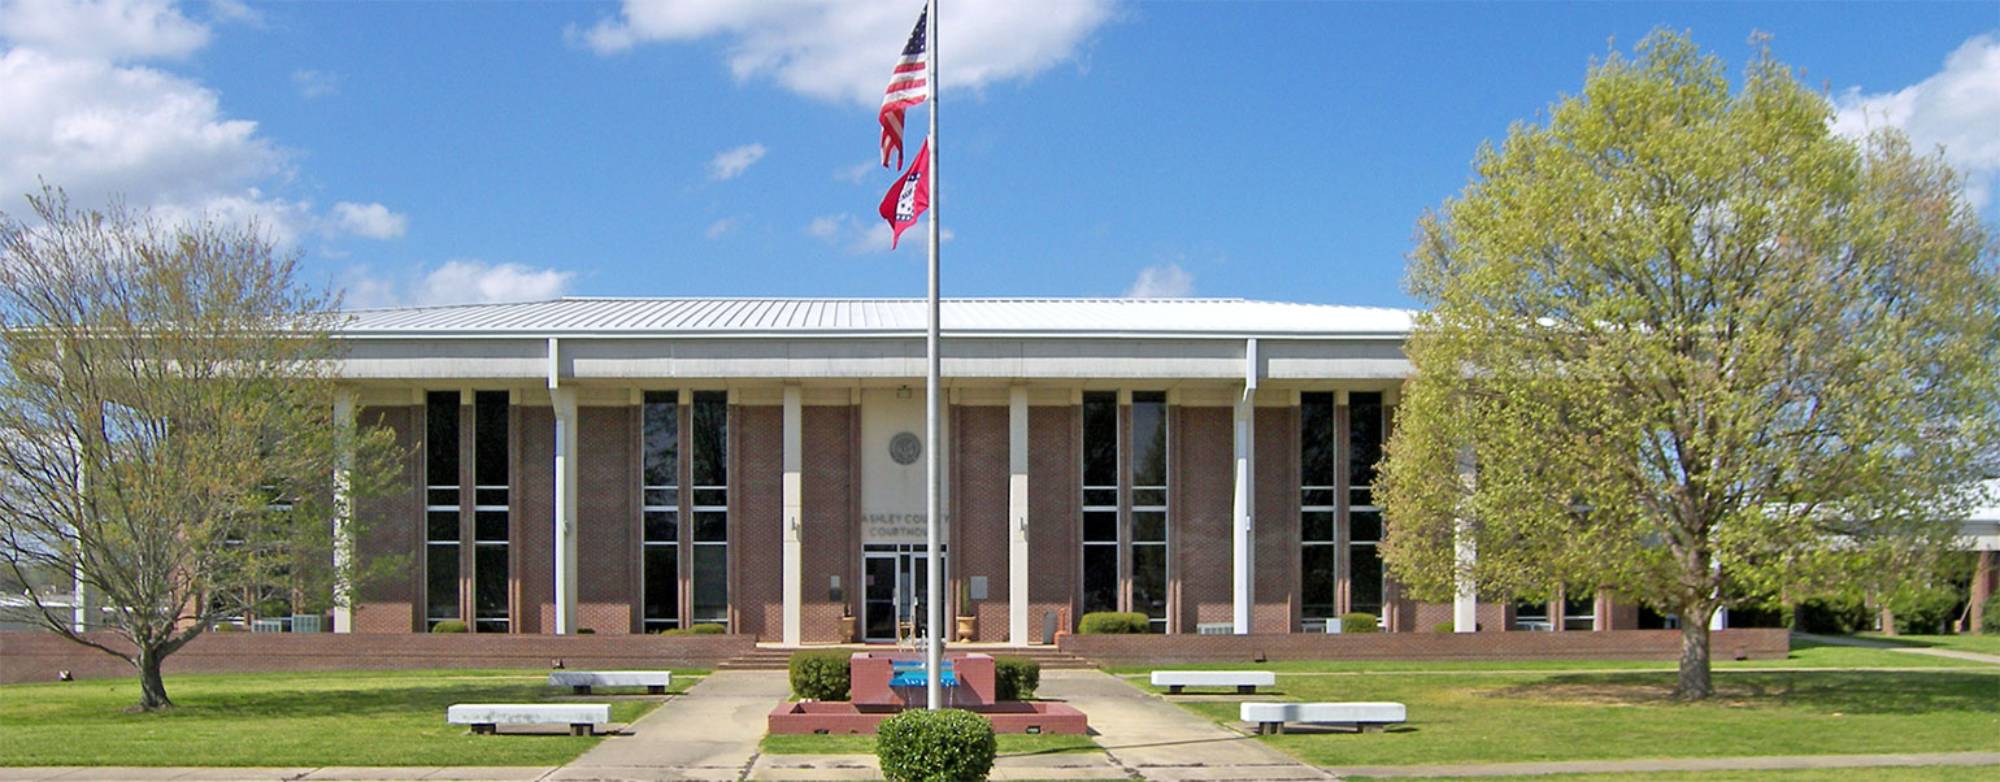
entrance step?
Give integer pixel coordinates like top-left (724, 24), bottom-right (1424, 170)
top-left (717, 645), bottom-right (1096, 671)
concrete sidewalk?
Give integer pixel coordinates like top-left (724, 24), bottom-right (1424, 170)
top-left (549, 670), bottom-right (788, 782)
top-left (1797, 632), bottom-right (2000, 666)
top-left (1037, 669), bottom-right (1331, 781)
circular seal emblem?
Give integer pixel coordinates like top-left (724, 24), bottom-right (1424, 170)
top-left (889, 432), bottom-right (922, 465)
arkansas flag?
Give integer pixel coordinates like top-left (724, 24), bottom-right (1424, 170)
top-left (878, 139), bottom-right (930, 249)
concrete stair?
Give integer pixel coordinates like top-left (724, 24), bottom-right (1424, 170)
top-left (716, 645), bottom-right (1095, 671)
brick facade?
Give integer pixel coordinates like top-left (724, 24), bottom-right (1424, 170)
top-left (800, 405), bottom-right (855, 642)
top-left (953, 405), bottom-right (1011, 641)
top-left (515, 405), bottom-right (555, 634)
top-left (1027, 405), bottom-right (1076, 642)
top-left (1252, 406), bottom-right (1297, 633)
top-left (576, 405), bottom-right (635, 634)
top-left (1175, 406), bottom-right (1235, 631)
top-left (1060, 627), bottom-right (1790, 664)
top-left (353, 405), bottom-right (419, 633)
top-left (733, 405), bottom-right (784, 640)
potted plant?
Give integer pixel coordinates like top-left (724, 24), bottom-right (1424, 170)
top-left (838, 604), bottom-right (857, 644)
top-left (956, 582), bottom-right (978, 642)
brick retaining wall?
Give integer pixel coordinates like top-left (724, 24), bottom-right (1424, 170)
top-left (1057, 628), bottom-right (1789, 665)
top-left (0, 632), bottom-right (754, 684)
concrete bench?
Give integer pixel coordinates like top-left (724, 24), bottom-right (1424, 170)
top-left (448, 703), bottom-right (610, 736)
top-left (548, 670), bottom-right (672, 695)
top-left (1240, 702), bottom-right (1406, 735)
top-left (1151, 670), bottom-right (1276, 694)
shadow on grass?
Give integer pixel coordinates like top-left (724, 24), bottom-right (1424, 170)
top-left (1489, 670), bottom-right (2000, 715)
top-left (112, 680), bottom-right (569, 723)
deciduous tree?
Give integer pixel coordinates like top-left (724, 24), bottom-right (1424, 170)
top-left (1377, 32), bottom-right (1999, 699)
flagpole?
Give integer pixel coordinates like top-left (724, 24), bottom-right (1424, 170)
top-left (922, 0), bottom-right (943, 712)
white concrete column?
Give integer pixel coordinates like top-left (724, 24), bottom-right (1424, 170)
top-left (1452, 447), bottom-right (1477, 633)
top-left (331, 387), bottom-right (358, 633)
top-left (1232, 339), bottom-right (1258, 634)
top-left (551, 387), bottom-right (580, 634)
top-left (781, 384), bottom-right (804, 646)
top-left (68, 428), bottom-right (88, 633)
top-left (1008, 384), bottom-right (1030, 645)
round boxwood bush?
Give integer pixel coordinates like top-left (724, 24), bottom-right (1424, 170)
top-left (993, 656), bottom-right (1040, 701)
top-left (789, 650), bottom-right (851, 701)
top-left (875, 708), bottom-right (996, 782)
top-left (1078, 611), bottom-right (1149, 634)
top-left (1338, 612), bottom-right (1380, 633)
top-left (429, 619), bottom-right (468, 633)
top-left (657, 623), bottom-right (728, 637)
top-left (1431, 621), bottom-right (1455, 634)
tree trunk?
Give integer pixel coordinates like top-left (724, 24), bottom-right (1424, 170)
top-left (1675, 618), bottom-right (1713, 700)
top-left (135, 648), bottom-right (173, 711)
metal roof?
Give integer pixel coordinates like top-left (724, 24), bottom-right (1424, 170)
top-left (336, 297), bottom-right (1415, 338)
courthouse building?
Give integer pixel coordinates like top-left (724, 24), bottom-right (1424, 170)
top-left (330, 297), bottom-right (1568, 643)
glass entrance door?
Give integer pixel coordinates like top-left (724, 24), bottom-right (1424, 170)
top-left (862, 544), bottom-right (948, 643)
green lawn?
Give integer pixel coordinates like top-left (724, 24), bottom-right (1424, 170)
top-left (1857, 633), bottom-right (2000, 656)
top-left (1106, 637), bottom-right (1998, 675)
top-left (1149, 667), bottom-right (2000, 767)
top-left (1388, 768), bottom-right (1995, 782)
top-left (760, 732), bottom-right (1099, 756)
top-left (0, 669), bottom-right (700, 766)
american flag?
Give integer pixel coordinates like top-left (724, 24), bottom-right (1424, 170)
top-left (878, 8), bottom-right (928, 169)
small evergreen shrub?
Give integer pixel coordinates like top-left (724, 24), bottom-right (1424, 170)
top-left (1339, 612), bottom-right (1380, 633)
top-left (429, 619), bottom-right (468, 633)
top-left (789, 650), bottom-right (851, 701)
top-left (1078, 611), bottom-right (1149, 634)
top-left (993, 656), bottom-right (1040, 701)
top-left (657, 623), bottom-right (728, 637)
top-left (1432, 621), bottom-right (1456, 634)
top-left (875, 708), bottom-right (996, 782)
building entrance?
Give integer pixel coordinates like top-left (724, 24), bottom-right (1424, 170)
top-left (862, 544), bottom-right (949, 643)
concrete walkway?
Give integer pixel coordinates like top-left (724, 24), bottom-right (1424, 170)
top-left (1798, 632), bottom-right (2000, 666)
top-left (1037, 669), bottom-right (1331, 781)
top-left (549, 670), bottom-right (788, 782)
top-left (1327, 750), bottom-right (2000, 778)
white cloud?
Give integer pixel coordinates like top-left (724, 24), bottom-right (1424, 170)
top-left (573, 0), bottom-right (1116, 106)
top-left (805, 212), bottom-right (951, 255)
top-left (834, 160), bottom-right (878, 185)
top-left (707, 143), bottom-right (766, 181)
top-left (329, 201), bottom-right (407, 240)
top-left (1834, 33), bottom-right (2000, 210)
top-left (704, 217), bottom-right (737, 239)
top-left (0, 0), bottom-right (399, 249)
top-left (291, 68), bottom-right (338, 99)
top-left (1123, 263), bottom-right (1193, 298)
top-left (0, 0), bottom-right (210, 61)
top-left (343, 260), bottom-right (575, 308)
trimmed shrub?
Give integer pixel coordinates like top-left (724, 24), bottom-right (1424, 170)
top-left (789, 650), bottom-right (851, 701)
top-left (876, 708), bottom-right (996, 782)
top-left (429, 619), bottom-right (468, 634)
top-left (1339, 612), bottom-right (1380, 633)
top-left (1983, 594), bottom-right (2000, 635)
top-left (1792, 597), bottom-right (1870, 635)
top-left (1078, 611), bottom-right (1149, 634)
top-left (1432, 621), bottom-right (1455, 634)
top-left (657, 623), bottom-right (728, 637)
top-left (994, 656), bottom-right (1040, 701)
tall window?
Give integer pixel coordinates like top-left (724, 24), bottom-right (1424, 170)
top-left (641, 391), bottom-right (680, 631)
top-left (471, 391), bottom-right (509, 633)
top-left (1348, 392), bottom-right (1385, 617)
top-left (689, 391), bottom-right (729, 628)
top-left (1129, 391), bottom-right (1168, 632)
top-left (1080, 391), bottom-right (1119, 615)
top-left (424, 391), bottom-right (461, 629)
top-left (1562, 593), bottom-right (1595, 631)
top-left (1300, 392), bottom-right (1337, 622)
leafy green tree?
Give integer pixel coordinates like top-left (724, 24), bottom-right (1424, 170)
top-left (1377, 32), bottom-right (1999, 699)
top-left (0, 189), bottom-right (399, 710)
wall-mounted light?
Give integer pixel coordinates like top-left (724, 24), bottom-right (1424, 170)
top-left (897, 385), bottom-right (912, 400)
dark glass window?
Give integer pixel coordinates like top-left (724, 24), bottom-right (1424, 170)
top-left (1300, 392), bottom-right (1335, 488)
top-left (691, 545), bottom-right (728, 624)
top-left (693, 511), bottom-right (728, 542)
top-left (1132, 511), bottom-right (1166, 543)
top-left (1302, 511), bottom-right (1334, 543)
top-left (1130, 391), bottom-right (1166, 488)
top-left (1082, 391), bottom-right (1117, 488)
top-left (645, 511), bottom-right (678, 542)
top-left (1350, 510), bottom-right (1382, 543)
top-left (473, 391), bottom-right (507, 487)
top-left (425, 544), bottom-right (458, 622)
top-left (475, 511), bottom-right (508, 542)
top-left (1349, 392), bottom-right (1383, 490)
top-left (1301, 546), bottom-right (1336, 620)
top-left (1083, 511), bottom-right (1117, 542)
top-left (425, 391), bottom-right (459, 487)
top-left (691, 391), bottom-right (727, 487)
top-left (1350, 545), bottom-right (1384, 616)
top-left (1563, 595), bottom-right (1596, 631)
top-left (644, 546), bottom-right (678, 630)
top-left (427, 511), bottom-right (459, 542)
top-left (643, 391), bottom-right (678, 488)
top-left (474, 545), bottom-right (508, 633)
top-left (1081, 546), bottom-right (1118, 614)
top-left (1131, 545), bottom-right (1167, 629)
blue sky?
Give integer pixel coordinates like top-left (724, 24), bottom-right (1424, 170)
top-left (1, 1), bottom-right (1995, 310)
